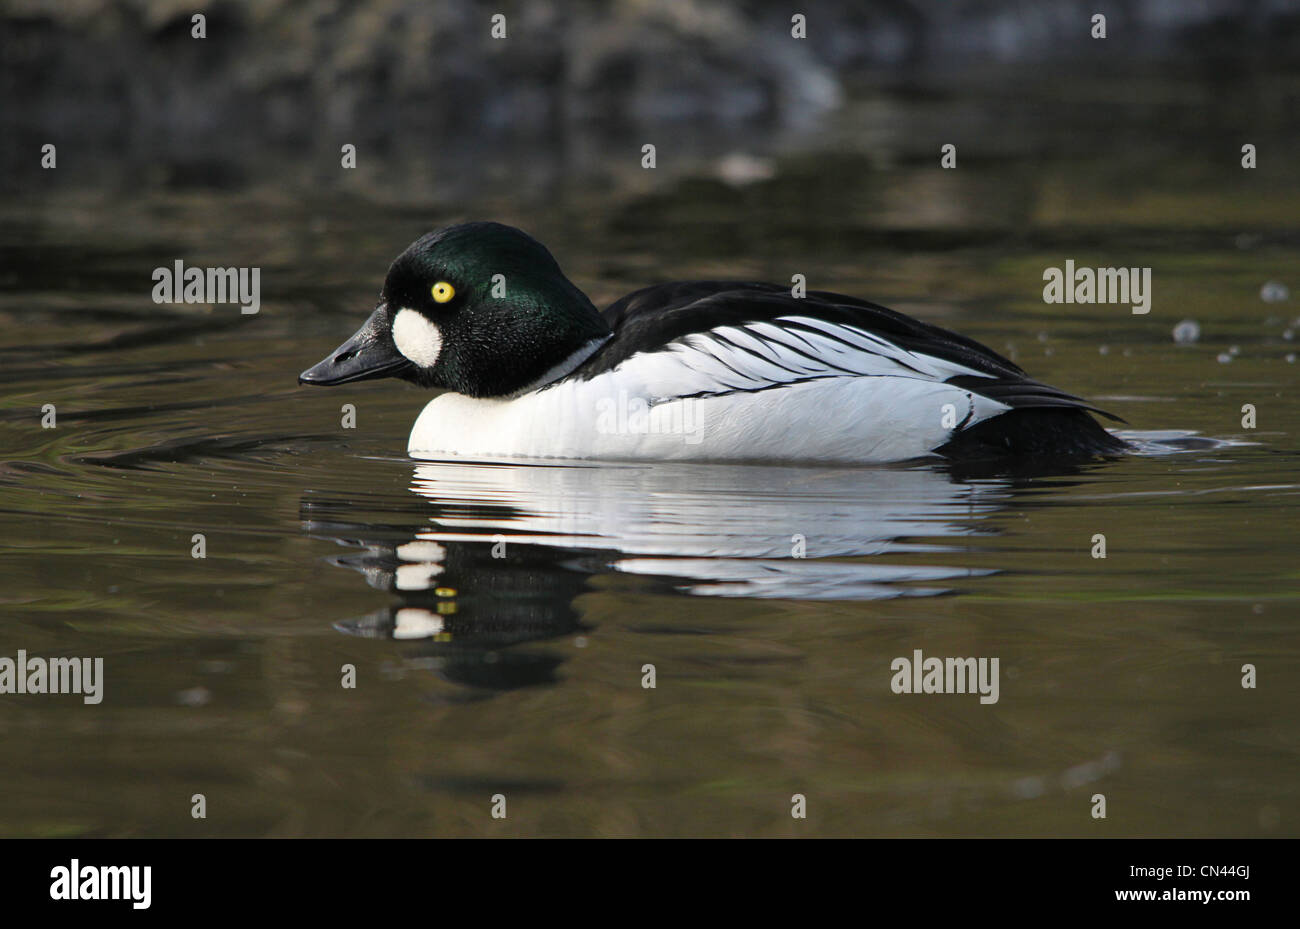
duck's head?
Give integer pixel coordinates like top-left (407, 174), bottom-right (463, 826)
top-left (299, 222), bottom-right (610, 398)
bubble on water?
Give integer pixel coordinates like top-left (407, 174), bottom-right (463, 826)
top-left (1286, 353), bottom-right (1296, 364)
top-left (1216, 352), bottom-right (1233, 363)
top-left (1036, 331), bottom-right (1049, 343)
top-left (1283, 329), bottom-right (1294, 341)
top-left (1172, 319), bottom-right (1200, 344)
top-left (176, 686), bottom-right (212, 707)
top-left (1260, 280), bottom-right (1289, 303)
top-left (1229, 345), bottom-right (1240, 355)
top-left (1098, 345), bottom-right (1109, 355)
top-left (1011, 776), bottom-right (1046, 799)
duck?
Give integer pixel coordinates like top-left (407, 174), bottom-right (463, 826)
top-left (299, 221), bottom-right (1127, 463)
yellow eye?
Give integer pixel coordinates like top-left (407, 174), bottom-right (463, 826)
top-left (431, 281), bottom-right (455, 303)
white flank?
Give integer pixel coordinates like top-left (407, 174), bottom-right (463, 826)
top-left (407, 316), bottom-right (1011, 464)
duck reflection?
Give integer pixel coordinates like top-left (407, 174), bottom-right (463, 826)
top-left (302, 460), bottom-right (1018, 692)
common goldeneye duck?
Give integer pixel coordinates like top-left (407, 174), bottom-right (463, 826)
top-left (299, 221), bottom-right (1127, 463)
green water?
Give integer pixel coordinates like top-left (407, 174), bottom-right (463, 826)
top-left (0, 65), bottom-right (1296, 836)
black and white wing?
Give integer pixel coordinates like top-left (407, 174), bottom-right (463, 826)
top-left (573, 281), bottom-right (1117, 420)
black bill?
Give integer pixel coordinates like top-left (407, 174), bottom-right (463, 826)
top-left (298, 304), bottom-right (411, 386)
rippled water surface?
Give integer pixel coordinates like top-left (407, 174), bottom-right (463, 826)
top-left (1, 66), bottom-right (1297, 836)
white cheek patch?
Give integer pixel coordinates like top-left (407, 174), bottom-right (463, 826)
top-left (391, 308), bottom-right (444, 368)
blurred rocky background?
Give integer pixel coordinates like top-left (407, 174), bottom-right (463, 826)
top-left (3, 0), bottom-right (1299, 200)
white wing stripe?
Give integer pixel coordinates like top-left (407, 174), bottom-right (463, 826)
top-left (606, 315), bottom-right (1000, 402)
top-left (772, 315), bottom-right (997, 382)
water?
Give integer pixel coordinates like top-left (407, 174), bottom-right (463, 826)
top-left (1, 64), bottom-right (1297, 837)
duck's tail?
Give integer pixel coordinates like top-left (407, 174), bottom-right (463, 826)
top-left (936, 406), bottom-right (1129, 460)
top-left (933, 371), bottom-right (1129, 461)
